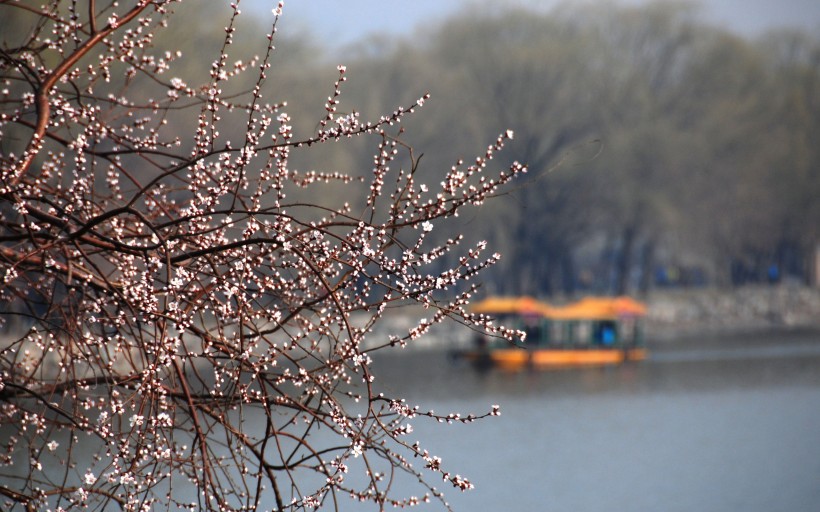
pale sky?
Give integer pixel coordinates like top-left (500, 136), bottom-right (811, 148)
top-left (250, 0), bottom-right (820, 48)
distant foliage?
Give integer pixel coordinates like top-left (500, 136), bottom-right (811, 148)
top-left (0, 2), bottom-right (521, 510)
top-left (334, 4), bottom-right (820, 293)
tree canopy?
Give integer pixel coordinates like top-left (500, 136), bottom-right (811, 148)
top-left (302, 2), bottom-right (820, 294)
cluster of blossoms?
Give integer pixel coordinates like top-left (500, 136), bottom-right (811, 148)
top-left (0, 1), bottom-right (524, 511)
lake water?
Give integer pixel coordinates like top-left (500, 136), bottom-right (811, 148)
top-left (369, 328), bottom-right (820, 512)
top-left (4, 329), bottom-right (819, 511)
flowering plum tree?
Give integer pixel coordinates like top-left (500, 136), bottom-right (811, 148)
top-left (0, 1), bottom-right (525, 510)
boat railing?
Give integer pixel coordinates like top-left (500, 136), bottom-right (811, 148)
top-left (478, 318), bottom-right (643, 350)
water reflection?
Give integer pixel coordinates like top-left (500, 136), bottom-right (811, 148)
top-left (6, 330), bottom-right (818, 511)
top-left (371, 329), bottom-right (820, 399)
top-left (368, 329), bottom-right (820, 511)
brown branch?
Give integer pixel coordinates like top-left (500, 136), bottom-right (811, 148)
top-left (89, 0), bottom-right (98, 34)
top-left (0, 382), bottom-right (84, 429)
top-left (11, 1), bottom-right (154, 185)
top-left (0, 484), bottom-right (34, 510)
top-left (171, 358), bottom-right (220, 509)
top-left (0, 245), bottom-right (122, 291)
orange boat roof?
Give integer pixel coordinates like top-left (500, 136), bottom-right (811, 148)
top-left (471, 295), bottom-right (646, 320)
top-left (470, 296), bottom-right (553, 316)
top-left (546, 296), bottom-right (647, 320)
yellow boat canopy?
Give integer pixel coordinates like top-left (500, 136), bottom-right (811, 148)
top-left (545, 296), bottom-right (647, 320)
top-left (469, 296), bottom-right (553, 316)
top-left (470, 295), bottom-right (646, 320)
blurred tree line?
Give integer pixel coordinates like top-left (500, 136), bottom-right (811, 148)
top-left (11, 1), bottom-right (815, 297)
top-left (351, 1), bottom-right (819, 297)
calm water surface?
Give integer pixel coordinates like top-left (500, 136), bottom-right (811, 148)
top-left (369, 329), bottom-right (820, 512)
top-left (7, 330), bottom-right (819, 511)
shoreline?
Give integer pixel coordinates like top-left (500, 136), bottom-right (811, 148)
top-left (3, 284), bottom-right (818, 351)
top-left (643, 283), bottom-right (820, 343)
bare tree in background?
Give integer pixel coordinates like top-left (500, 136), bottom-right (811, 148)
top-left (0, 1), bottom-right (525, 510)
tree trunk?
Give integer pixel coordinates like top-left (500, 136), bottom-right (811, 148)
top-left (615, 225), bottom-right (636, 295)
top-left (638, 238), bottom-right (655, 295)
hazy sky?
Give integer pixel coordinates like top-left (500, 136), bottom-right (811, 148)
top-left (252, 0), bottom-right (820, 47)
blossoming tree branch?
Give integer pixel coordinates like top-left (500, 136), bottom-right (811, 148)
top-left (0, 1), bottom-right (525, 510)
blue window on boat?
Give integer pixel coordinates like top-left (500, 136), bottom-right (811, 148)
top-left (595, 321), bottom-right (617, 346)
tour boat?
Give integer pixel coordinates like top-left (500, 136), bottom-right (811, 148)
top-left (456, 295), bottom-right (648, 370)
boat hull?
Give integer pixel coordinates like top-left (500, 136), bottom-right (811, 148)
top-left (458, 347), bottom-right (647, 370)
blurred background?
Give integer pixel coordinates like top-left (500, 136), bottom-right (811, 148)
top-left (227, 0), bottom-right (820, 300)
top-left (3, 0), bottom-right (819, 302)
